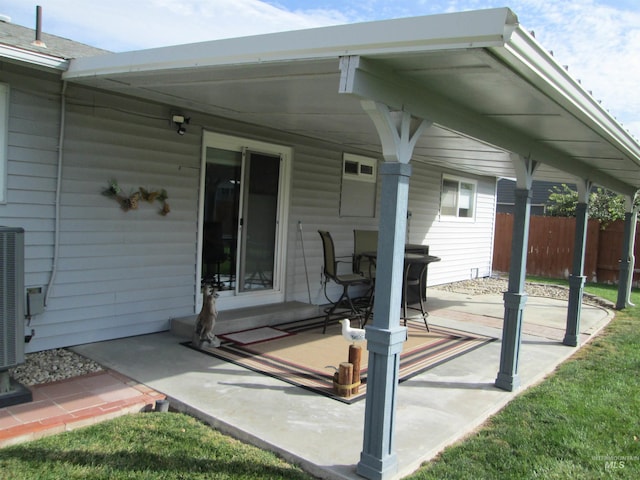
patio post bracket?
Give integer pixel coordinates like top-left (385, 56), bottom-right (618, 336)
top-left (364, 325), bottom-right (407, 355)
top-left (357, 325), bottom-right (405, 480)
top-left (564, 275), bottom-right (586, 347)
top-left (496, 291), bottom-right (527, 392)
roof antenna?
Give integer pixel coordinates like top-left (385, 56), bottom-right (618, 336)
top-left (32, 5), bottom-right (46, 48)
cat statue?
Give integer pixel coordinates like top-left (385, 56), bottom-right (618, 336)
top-left (192, 285), bottom-right (221, 349)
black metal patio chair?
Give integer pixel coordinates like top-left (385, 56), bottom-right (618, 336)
top-left (318, 230), bottom-right (371, 333)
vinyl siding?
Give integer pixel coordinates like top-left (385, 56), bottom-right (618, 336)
top-left (37, 86), bottom-right (202, 351)
top-left (2, 61), bottom-right (499, 352)
top-left (286, 144), bottom-right (381, 306)
top-left (408, 162), bottom-right (497, 285)
top-left (286, 150), bottom-right (498, 305)
top-left (0, 64), bottom-right (61, 308)
top-left (0, 62), bottom-right (203, 351)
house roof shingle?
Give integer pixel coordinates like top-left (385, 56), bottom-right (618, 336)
top-left (0, 19), bottom-right (109, 61)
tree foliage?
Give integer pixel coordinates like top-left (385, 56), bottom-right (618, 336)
top-left (546, 184), bottom-right (637, 227)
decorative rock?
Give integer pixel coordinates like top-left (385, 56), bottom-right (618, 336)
top-left (432, 275), bottom-right (608, 306)
top-left (8, 348), bottom-right (103, 386)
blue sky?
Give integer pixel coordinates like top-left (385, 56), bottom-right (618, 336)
top-left (1, 0), bottom-right (639, 139)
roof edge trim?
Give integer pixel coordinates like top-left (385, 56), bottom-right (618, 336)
top-left (63, 8), bottom-right (517, 80)
top-left (0, 44), bottom-right (68, 71)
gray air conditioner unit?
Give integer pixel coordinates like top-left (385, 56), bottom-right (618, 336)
top-left (0, 227), bottom-right (25, 370)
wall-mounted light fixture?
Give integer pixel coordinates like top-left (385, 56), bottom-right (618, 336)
top-left (172, 114), bottom-right (190, 135)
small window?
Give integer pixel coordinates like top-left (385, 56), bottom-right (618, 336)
top-left (344, 160), bottom-right (359, 175)
top-left (340, 153), bottom-right (377, 217)
top-left (440, 175), bottom-right (476, 219)
top-left (342, 153), bottom-right (376, 183)
top-left (0, 83), bottom-right (8, 204)
top-left (360, 163), bottom-right (374, 176)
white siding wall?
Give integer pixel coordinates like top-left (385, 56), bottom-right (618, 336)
top-left (285, 144), bottom-right (380, 306)
top-left (39, 86), bottom-right (202, 351)
top-left (408, 161), bottom-right (497, 285)
top-left (285, 149), bottom-right (498, 305)
top-left (1, 63), bottom-right (202, 351)
top-left (0, 64), bottom-right (64, 352)
top-left (2, 62), bottom-right (498, 351)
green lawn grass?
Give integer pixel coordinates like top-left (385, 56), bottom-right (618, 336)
top-left (1, 281), bottom-right (638, 479)
top-left (0, 413), bottom-right (310, 479)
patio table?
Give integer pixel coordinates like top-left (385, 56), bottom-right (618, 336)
top-left (360, 250), bottom-right (441, 329)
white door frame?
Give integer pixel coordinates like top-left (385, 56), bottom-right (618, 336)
top-left (196, 131), bottom-right (292, 311)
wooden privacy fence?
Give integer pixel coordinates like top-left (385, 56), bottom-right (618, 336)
top-left (493, 214), bottom-right (639, 285)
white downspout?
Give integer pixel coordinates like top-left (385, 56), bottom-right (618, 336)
top-left (45, 80), bottom-right (67, 306)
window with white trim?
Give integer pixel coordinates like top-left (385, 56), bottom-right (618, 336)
top-left (0, 83), bottom-right (8, 204)
top-left (342, 153), bottom-right (376, 183)
top-left (440, 175), bottom-right (476, 219)
top-left (340, 153), bottom-right (377, 217)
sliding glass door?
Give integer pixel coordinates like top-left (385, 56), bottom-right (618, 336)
top-left (238, 150), bottom-right (280, 292)
top-left (199, 132), bottom-right (289, 305)
top-left (201, 147), bottom-right (241, 291)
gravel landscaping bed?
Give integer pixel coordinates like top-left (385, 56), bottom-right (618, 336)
top-left (8, 276), bottom-right (611, 387)
top-left (8, 348), bottom-right (103, 386)
top-left (432, 275), bottom-right (611, 307)
top-left (433, 276), bottom-right (571, 298)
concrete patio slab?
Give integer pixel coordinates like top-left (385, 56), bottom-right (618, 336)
top-left (72, 291), bottom-right (613, 480)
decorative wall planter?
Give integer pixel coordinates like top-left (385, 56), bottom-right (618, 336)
top-left (102, 180), bottom-right (170, 215)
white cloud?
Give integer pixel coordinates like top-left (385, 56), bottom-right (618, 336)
top-left (6, 0), bottom-right (348, 51)
top-left (509, 0), bottom-right (640, 139)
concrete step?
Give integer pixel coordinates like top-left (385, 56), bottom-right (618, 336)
top-left (171, 301), bottom-right (320, 339)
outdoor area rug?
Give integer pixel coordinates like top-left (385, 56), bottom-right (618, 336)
top-left (184, 318), bottom-right (495, 404)
top-left (218, 326), bottom-right (292, 345)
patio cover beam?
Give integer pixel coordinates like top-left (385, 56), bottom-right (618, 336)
top-left (338, 55), bottom-right (636, 197)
